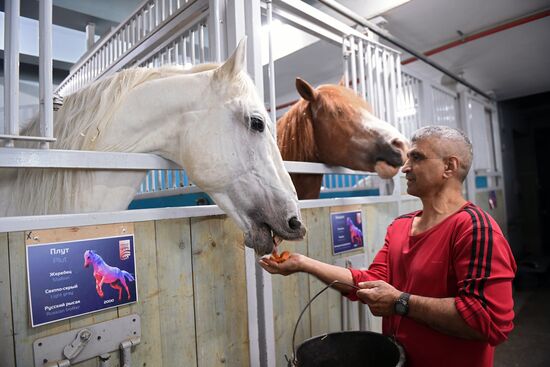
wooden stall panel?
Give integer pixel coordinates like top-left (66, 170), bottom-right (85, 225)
top-left (0, 233), bottom-right (15, 367)
top-left (155, 218), bottom-right (197, 367)
top-left (305, 207), bottom-right (343, 337)
top-left (9, 231), bottom-right (71, 367)
top-left (118, 221), bottom-right (163, 366)
top-left (271, 213), bottom-right (310, 367)
top-left (364, 203), bottom-right (399, 265)
top-left (191, 215), bottom-right (249, 367)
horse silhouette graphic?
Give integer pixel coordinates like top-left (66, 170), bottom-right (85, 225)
top-left (346, 217), bottom-right (363, 247)
top-left (83, 250), bottom-right (134, 301)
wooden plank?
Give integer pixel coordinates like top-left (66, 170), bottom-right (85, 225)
top-left (191, 215), bottom-right (250, 367)
top-left (155, 218), bottom-right (197, 367)
top-left (271, 213), bottom-right (310, 367)
top-left (117, 221), bottom-right (163, 366)
top-left (9, 231), bottom-right (71, 367)
top-left (25, 223), bottom-right (134, 245)
top-left (0, 232), bottom-right (15, 367)
top-left (362, 203), bottom-right (398, 332)
top-left (305, 207), bottom-right (342, 336)
top-left (364, 203), bottom-right (398, 264)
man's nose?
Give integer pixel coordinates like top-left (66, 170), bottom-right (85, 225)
top-left (401, 160), bottom-right (411, 173)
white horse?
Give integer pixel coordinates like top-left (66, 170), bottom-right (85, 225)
top-left (0, 39), bottom-right (305, 255)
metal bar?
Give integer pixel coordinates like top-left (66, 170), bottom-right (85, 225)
top-left (349, 36), bottom-right (357, 93)
top-left (210, 0), bottom-right (222, 62)
top-left (318, 0), bottom-right (493, 101)
top-left (0, 148), bottom-right (179, 170)
top-left (190, 27), bottom-right (196, 63)
top-left (39, 0), bottom-right (54, 149)
top-left (266, 0), bottom-right (277, 133)
top-left (284, 161), bottom-right (374, 175)
top-left (199, 23), bottom-right (206, 62)
top-left (366, 43), bottom-right (374, 104)
top-left (86, 22), bottom-right (95, 50)
top-left (342, 37), bottom-right (349, 88)
top-left (0, 134), bottom-right (56, 142)
top-left (4, 0), bottom-right (20, 147)
top-left (182, 35), bottom-right (187, 64)
top-left (357, 40), bottom-right (366, 100)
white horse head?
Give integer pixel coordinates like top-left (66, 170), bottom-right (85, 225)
top-left (2, 38), bottom-right (305, 255)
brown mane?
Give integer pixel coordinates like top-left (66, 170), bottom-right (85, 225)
top-left (276, 98), bottom-right (318, 162)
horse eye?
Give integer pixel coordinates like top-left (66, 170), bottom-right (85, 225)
top-left (250, 116), bottom-right (265, 132)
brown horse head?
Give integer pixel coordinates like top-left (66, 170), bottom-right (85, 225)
top-left (277, 77), bottom-right (409, 199)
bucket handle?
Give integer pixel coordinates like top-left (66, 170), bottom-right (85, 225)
top-left (289, 280), bottom-right (361, 366)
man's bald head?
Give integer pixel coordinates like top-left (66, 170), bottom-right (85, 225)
top-left (411, 126), bottom-right (473, 182)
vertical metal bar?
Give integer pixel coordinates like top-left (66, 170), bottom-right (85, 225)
top-left (388, 52), bottom-right (397, 126)
top-left (396, 57), bottom-right (404, 132)
top-left (182, 36), bottom-right (188, 65)
top-left (209, 0), bottom-right (222, 62)
top-left (199, 23), bottom-right (206, 63)
top-left (342, 36), bottom-right (349, 88)
top-left (4, 0), bottom-right (20, 147)
top-left (39, 0), bottom-right (53, 149)
top-left (86, 22), bottom-right (95, 50)
top-left (349, 36), bottom-right (357, 93)
top-left (357, 40), bottom-right (366, 100)
top-left (366, 43), bottom-right (374, 106)
top-left (375, 48), bottom-right (384, 118)
top-left (266, 0), bottom-right (277, 132)
top-left (382, 51), bottom-right (391, 123)
top-left (161, 0), bottom-right (166, 21)
top-left (190, 28), bottom-right (196, 64)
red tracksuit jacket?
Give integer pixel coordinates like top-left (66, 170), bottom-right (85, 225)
top-left (347, 202), bottom-right (516, 367)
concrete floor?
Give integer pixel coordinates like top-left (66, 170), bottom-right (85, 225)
top-left (494, 277), bottom-right (550, 366)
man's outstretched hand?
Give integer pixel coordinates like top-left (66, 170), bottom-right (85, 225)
top-left (258, 252), bottom-right (303, 276)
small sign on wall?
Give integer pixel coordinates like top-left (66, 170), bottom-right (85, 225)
top-left (26, 225), bottom-right (138, 327)
top-left (330, 207), bottom-right (365, 254)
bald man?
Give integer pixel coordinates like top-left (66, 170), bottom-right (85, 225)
top-left (260, 126), bottom-right (516, 367)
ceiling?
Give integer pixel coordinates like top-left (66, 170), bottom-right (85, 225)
top-left (267, 0), bottom-right (550, 103)
top-left (5, 0), bottom-right (550, 102)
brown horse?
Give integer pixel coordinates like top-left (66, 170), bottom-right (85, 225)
top-left (277, 78), bottom-right (409, 199)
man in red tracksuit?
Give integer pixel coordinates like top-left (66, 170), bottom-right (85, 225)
top-left (260, 126), bottom-right (516, 367)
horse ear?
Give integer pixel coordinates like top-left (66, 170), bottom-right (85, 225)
top-left (215, 37), bottom-right (247, 80)
top-left (295, 78), bottom-right (317, 102)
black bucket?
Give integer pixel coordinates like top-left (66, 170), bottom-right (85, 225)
top-left (295, 331), bottom-right (404, 367)
top-left (288, 281), bottom-right (405, 367)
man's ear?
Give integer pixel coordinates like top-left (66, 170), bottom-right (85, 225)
top-left (443, 156), bottom-right (460, 179)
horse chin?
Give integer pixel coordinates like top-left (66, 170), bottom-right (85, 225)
top-left (244, 224), bottom-right (306, 256)
top-left (244, 226), bottom-right (275, 256)
top-left (374, 161), bottom-right (400, 179)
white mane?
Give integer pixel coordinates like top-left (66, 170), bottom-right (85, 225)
top-left (22, 64), bottom-right (219, 151)
top-left (8, 64), bottom-right (220, 216)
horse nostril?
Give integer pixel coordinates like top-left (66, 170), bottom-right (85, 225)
top-left (288, 216), bottom-right (302, 230)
